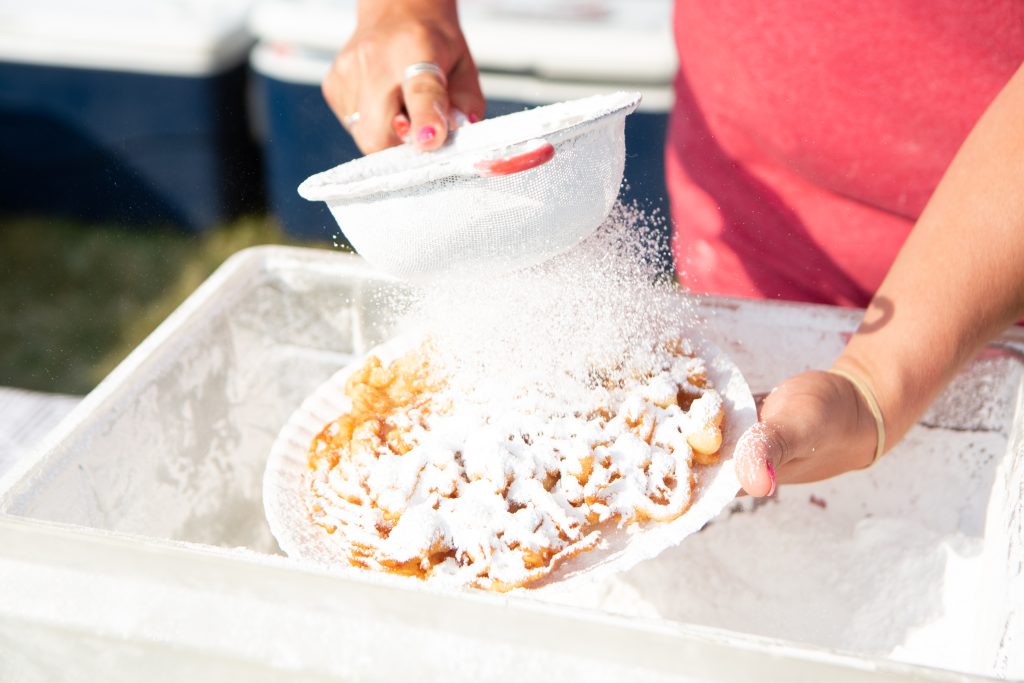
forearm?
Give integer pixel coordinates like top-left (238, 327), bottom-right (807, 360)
top-left (837, 62), bottom-right (1024, 448)
top-left (357, 0), bottom-right (457, 25)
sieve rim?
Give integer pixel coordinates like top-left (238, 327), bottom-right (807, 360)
top-left (298, 91), bottom-right (641, 203)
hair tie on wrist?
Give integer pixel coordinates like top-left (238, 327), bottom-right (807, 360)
top-left (828, 368), bottom-right (886, 466)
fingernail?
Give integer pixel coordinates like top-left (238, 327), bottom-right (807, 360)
top-left (417, 126), bottom-right (436, 144)
top-left (394, 119), bottom-right (410, 137)
top-left (467, 112), bottom-right (480, 123)
top-left (766, 460), bottom-right (777, 496)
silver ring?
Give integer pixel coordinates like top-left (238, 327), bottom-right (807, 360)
top-left (342, 111), bottom-right (361, 128)
top-left (402, 62), bottom-right (447, 87)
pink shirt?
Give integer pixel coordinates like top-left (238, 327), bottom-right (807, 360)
top-left (667, 1), bottom-right (1024, 306)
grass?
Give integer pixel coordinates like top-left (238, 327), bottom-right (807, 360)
top-left (0, 214), bottom-right (330, 395)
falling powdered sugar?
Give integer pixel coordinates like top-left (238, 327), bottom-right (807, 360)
top-left (392, 203), bottom-right (695, 400)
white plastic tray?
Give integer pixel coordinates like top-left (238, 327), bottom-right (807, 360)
top-left (0, 246), bottom-right (1020, 682)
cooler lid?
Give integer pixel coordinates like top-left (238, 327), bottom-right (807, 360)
top-left (0, 0), bottom-right (255, 75)
top-left (251, 42), bottom-right (675, 113)
top-left (249, 0), bottom-right (676, 83)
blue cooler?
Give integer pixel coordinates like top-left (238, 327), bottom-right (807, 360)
top-left (249, 0), bottom-right (676, 254)
top-left (0, 0), bottom-right (261, 231)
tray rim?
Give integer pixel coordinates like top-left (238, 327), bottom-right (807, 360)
top-left (0, 513), bottom-right (1004, 683)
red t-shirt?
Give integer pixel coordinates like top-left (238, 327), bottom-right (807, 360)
top-left (667, 1), bottom-right (1024, 306)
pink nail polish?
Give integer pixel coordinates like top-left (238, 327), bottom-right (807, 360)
top-left (394, 119), bottom-right (410, 136)
top-left (417, 126), bottom-right (436, 143)
top-left (467, 112), bottom-right (480, 123)
top-left (766, 460), bottom-right (777, 496)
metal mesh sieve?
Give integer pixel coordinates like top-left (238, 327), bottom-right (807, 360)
top-left (298, 91), bottom-right (642, 281)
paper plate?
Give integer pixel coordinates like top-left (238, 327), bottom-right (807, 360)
top-left (263, 336), bottom-right (414, 575)
top-left (263, 334), bottom-right (756, 590)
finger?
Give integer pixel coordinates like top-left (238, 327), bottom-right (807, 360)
top-left (447, 54), bottom-right (486, 124)
top-left (323, 48), bottom-right (404, 154)
top-left (392, 112), bottom-right (411, 142)
top-left (734, 422), bottom-right (787, 497)
top-left (322, 64), bottom-right (354, 132)
top-left (401, 69), bottom-right (450, 151)
top-left (351, 83), bottom-right (404, 154)
top-left (735, 375), bottom-right (829, 496)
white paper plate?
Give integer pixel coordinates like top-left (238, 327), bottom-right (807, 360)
top-left (263, 334), bottom-right (756, 590)
top-left (263, 336), bottom-right (414, 575)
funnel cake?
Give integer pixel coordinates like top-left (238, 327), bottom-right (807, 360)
top-left (291, 337), bottom-right (732, 591)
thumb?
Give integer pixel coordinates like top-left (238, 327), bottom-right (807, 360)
top-left (734, 421), bottom-right (788, 497)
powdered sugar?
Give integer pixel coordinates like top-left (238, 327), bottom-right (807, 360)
top-left (733, 422), bottom-right (773, 487)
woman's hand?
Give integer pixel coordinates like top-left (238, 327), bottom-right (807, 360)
top-left (733, 369), bottom-right (880, 497)
top-left (323, 0), bottom-right (485, 154)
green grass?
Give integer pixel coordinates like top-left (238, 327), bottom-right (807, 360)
top-left (0, 214), bottom-right (330, 395)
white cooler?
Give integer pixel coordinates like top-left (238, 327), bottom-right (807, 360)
top-left (0, 0), bottom-right (261, 231)
top-left (248, 0), bottom-right (676, 261)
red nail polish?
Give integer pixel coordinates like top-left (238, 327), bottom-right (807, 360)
top-left (467, 112), bottom-right (480, 123)
top-left (417, 126), bottom-right (436, 143)
top-left (394, 119), bottom-right (410, 136)
top-left (766, 460), bottom-right (777, 496)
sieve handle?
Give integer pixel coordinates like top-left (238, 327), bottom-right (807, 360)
top-left (472, 139), bottom-right (555, 177)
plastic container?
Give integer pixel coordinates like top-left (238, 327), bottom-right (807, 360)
top-left (0, 246), bottom-right (1020, 681)
top-left (248, 0), bottom-right (676, 247)
top-left (0, 0), bottom-right (261, 231)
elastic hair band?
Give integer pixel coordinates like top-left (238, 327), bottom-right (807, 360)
top-left (828, 368), bottom-right (886, 466)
